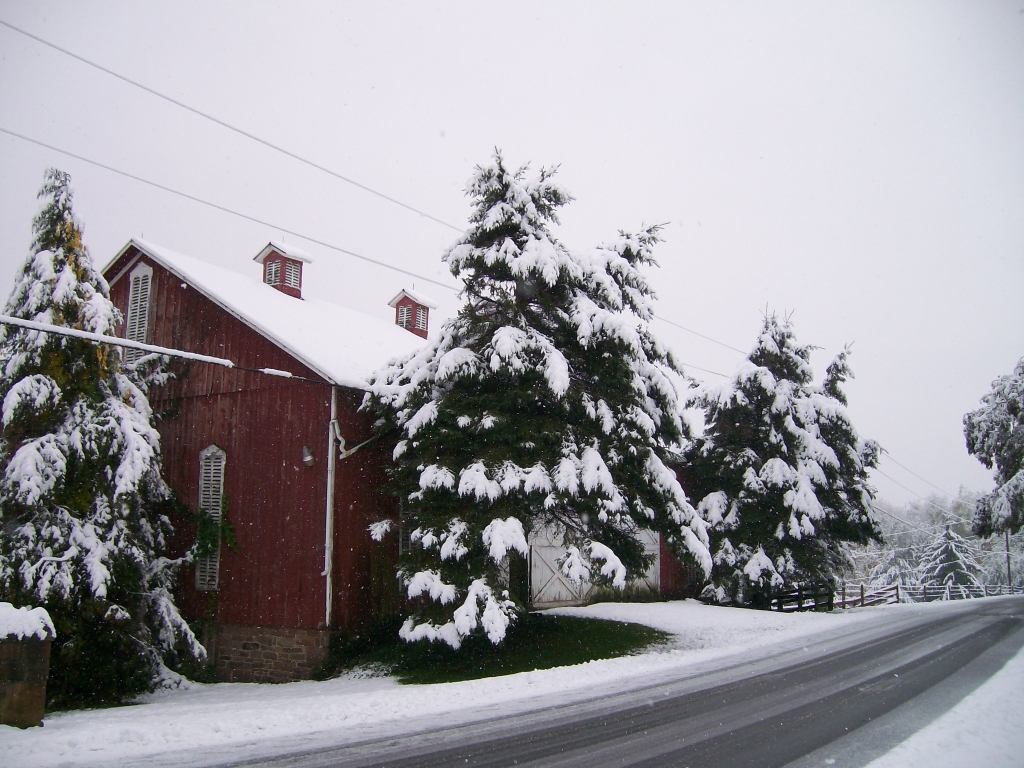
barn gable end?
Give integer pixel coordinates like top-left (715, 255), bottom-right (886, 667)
top-left (104, 242), bottom-right (409, 681)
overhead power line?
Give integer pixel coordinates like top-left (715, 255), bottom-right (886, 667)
top-left (652, 314), bottom-right (747, 355)
top-left (0, 18), bottom-right (463, 233)
top-left (679, 362), bottom-right (728, 379)
top-left (1, 126), bottom-right (748, 378)
top-left (0, 20), bottom-right (753, 360)
top-left (880, 450), bottom-right (957, 499)
top-left (0, 126), bottom-right (462, 293)
top-left (872, 466), bottom-right (961, 518)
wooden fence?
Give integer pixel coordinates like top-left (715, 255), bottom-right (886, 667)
top-left (770, 583), bottom-right (834, 612)
top-left (834, 582), bottom-right (1024, 609)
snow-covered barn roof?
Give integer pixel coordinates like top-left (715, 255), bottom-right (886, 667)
top-left (387, 288), bottom-right (437, 309)
top-left (106, 239), bottom-right (425, 390)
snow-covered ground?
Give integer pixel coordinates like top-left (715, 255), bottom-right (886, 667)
top-left (0, 599), bottom-right (1017, 767)
top-left (864, 638), bottom-right (1024, 768)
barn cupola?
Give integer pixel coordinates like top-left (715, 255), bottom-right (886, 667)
top-left (388, 288), bottom-right (437, 339)
top-left (254, 241), bottom-right (312, 299)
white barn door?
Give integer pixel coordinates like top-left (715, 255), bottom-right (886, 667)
top-left (529, 528), bottom-right (661, 609)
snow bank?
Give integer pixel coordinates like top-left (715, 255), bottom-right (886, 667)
top-left (866, 640), bottom-right (1024, 768)
top-left (0, 603), bottom-right (54, 641)
top-left (550, 598), bottom-right (866, 652)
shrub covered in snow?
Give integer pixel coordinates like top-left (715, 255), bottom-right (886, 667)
top-left (0, 169), bottom-right (202, 707)
top-left (683, 314), bottom-right (880, 605)
top-left (964, 357), bottom-right (1024, 537)
top-left (363, 152), bottom-right (711, 648)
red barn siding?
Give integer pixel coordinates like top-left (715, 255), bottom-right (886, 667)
top-left (106, 247), bottom-right (396, 636)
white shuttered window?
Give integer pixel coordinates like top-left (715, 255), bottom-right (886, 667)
top-left (415, 306), bottom-right (427, 331)
top-left (397, 305), bottom-right (411, 328)
top-left (195, 445), bottom-right (226, 591)
top-left (284, 260), bottom-right (300, 289)
top-left (124, 263), bottom-right (153, 363)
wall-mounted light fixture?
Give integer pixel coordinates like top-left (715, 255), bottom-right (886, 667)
top-left (302, 446), bottom-right (315, 467)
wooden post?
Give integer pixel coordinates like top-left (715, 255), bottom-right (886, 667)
top-left (896, 583), bottom-right (900, 603)
top-left (860, 583), bottom-right (865, 608)
top-left (1007, 531), bottom-right (1013, 591)
top-left (798, 584), bottom-right (803, 610)
top-left (842, 584), bottom-right (846, 609)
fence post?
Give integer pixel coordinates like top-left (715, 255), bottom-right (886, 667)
top-left (896, 584), bottom-right (900, 603)
top-left (798, 584), bottom-right (803, 610)
top-left (842, 584), bottom-right (846, 609)
top-left (860, 583), bottom-right (865, 608)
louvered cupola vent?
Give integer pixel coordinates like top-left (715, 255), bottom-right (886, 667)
top-left (388, 288), bottom-right (437, 339)
top-left (253, 241), bottom-right (312, 299)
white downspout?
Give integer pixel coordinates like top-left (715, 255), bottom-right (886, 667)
top-left (322, 386), bottom-right (338, 628)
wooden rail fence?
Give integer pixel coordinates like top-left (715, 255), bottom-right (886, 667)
top-left (834, 582), bottom-right (1023, 609)
top-left (769, 583), bottom-right (1023, 611)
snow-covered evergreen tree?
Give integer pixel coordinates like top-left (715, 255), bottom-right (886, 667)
top-left (964, 358), bottom-right (1024, 536)
top-left (869, 545), bottom-right (920, 589)
top-left (684, 314), bottom-right (881, 605)
top-left (364, 152), bottom-right (711, 648)
top-left (0, 169), bottom-right (202, 706)
top-left (919, 525), bottom-right (983, 591)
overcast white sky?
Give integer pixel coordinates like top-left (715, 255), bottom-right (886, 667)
top-left (0, 1), bottom-right (1021, 508)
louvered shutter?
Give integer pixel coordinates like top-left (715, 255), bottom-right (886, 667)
top-left (195, 445), bottom-right (226, 591)
top-left (265, 260), bottom-right (280, 285)
top-left (398, 305), bottom-right (411, 328)
top-left (284, 260), bottom-right (300, 289)
top-left (415, 306), bottom-right (427, 330)
top-left (124, 263), bottom-right (153, 363)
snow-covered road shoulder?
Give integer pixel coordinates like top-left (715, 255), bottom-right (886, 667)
top-left (864, 634), bottom-right (1024, 768)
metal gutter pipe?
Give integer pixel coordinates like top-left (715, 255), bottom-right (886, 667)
top-left (322, 386), bottom-right (338, 628)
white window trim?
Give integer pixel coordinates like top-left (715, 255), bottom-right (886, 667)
top-left (195, 445), bottom-right (227, 592)
top-left (124, 262), bottom-right (153, 364)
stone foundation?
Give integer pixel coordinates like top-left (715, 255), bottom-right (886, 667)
top-left (0, 637), bottom-right (51, 728)
top-left (213, 624), bottom-right (329, 683)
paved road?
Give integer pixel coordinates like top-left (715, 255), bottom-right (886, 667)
top-left (232, 597), bottom-right (1024, 768)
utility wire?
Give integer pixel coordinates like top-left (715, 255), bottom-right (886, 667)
top-left (2, 18), bottom-right (755, 361)
top-left (1, 127), bottom-right (748, 378)
top-left (0, 127), bottom-right (462, 293)
top-left (0, 18), bottom-right (463, 233)
top-left (880, 450), bottom-right (957, 499)
top-left (871, 504), bottom-right (939, 535)
top-left (3, 127), bottom-right (740, 386)
top-left (1, 20), bottom-right (752, 362)
top-left (653, 314), bottom-right (747, 355)
top-left (872, 467), bottom-right (960, 518)
top-left (679, 362), bottom-right (728, 379)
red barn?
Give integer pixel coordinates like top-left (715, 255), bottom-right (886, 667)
top-left (103, 239), bottom-right (424, 682)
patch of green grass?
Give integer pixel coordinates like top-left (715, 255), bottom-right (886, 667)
top-left (315, 613), bottom-right (670, 685)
